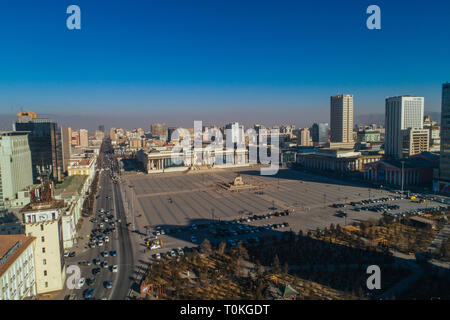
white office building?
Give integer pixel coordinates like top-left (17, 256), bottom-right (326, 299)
top-left (385, 96), bottom-right (424, 159)
top-left (0, 132), bottom-right (33, 208)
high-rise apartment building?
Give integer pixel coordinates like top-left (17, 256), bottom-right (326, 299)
top-left (385, 96), bottom-right (424, 159)
top-left (330, 95), bottom-right (354, 143)
top-left (79, 129), bottom-right (89, 147)
top-left (0, 132), bottom-right (33, 206)
top-left (59, 127), bottom-right (71, 174)
top-left (439, 83), bottom-right (450, 185)
top-left (14, 112), bottom-right (63, 182)
top-left (297, 128), bottom-right (313, 146)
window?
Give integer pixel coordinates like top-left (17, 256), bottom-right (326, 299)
top-left (41, 236), bottom-right (45, 242)
top-left (43, 270), bottom-right (47, 276)
top-left (43, 259), bottom-right (46, 265)
top-left (42, 247), bottom-right (45, 253)
top-left (40, 225), bottom-right (44, 231)
top-left (45, 282), bottom-right (48, 288)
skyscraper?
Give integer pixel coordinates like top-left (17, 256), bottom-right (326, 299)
top-left (311, 123), bottom-right (329, 146)
top-left (79, 129), bottom-right (89, 147)
top-left (14, 112), bottom-right (63, 182)
top-left (330, 95), bottom-right (353, 143)
top-left (297, 128), bottom-right (312, 146)
top-left (385, 96), bottom-right (424, 159)
top-left (439, 83), bottom-right (450, 185)
top-left (0, 132), bottom-right (33, 205)
top-left (59, 126), bottom-right (72, 173)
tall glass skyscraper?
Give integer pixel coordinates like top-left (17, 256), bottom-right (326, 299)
top-left (311, 123), bottom-right (329, 146)
top-left (439, 83), bottom-right (450, 183)
top-left (14, 114), bottom-right (63, 183)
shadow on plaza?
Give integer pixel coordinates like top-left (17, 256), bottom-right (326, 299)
top-left (237, 167), bottom-right (375, 190)
top-left (131, 216), bottom-right (450, 298)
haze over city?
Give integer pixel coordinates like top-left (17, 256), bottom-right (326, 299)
top-left (1, 0), bottom-right (449, 128)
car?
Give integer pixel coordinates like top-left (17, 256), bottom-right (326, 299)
top-left (177, 247), bottom-right (184, 255)
top-left (170, 250), bottom-right (176, 257)
top-left (102, 251), bottom-right (109, 257)
top-left (86, 260), bottom-right (93, 266)
top-left (92, 267), bottom-right (101, 275)
top-left (110, 250), bottom-right (117, 257)
top-left (112, 265), bottom-right (118, 273)
top-left (104, 280), bottom-right (113, 289)
top-left (154, 253), bottom-right (161, 259)
top-left (64, 251), bottom-right (70, 258)
top-left (105, 236), bottom-right (110, 243)
top-left (84, 288), bottom-right (94, 299)
top-left (102, 261), bottom-right (109, 269)
top-left (191, 236), bottom-right (197, 243)
top-left (98, 240), bottom-right (104, 246)
top-left (94, 258), bottom-right (101, 265)
top-left (77, 277), bottom-right (86, 288)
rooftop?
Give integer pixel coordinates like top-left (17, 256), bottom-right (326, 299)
top-left (55, 175), bottom-right (88, 196)
top-left (0, 235), bottom-right (35, 276)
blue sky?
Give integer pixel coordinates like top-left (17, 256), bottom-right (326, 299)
top-left (0, 0), bottom-right (449, 127)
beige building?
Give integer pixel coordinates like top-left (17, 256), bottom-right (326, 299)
top-left (297, 128), bottom-right (313, 146)
top-left (402, 128), bottom-right (429, 158)
top-left (297, 149), bottom-right (382, 173)
top-left (79, 129), bottom-right (89, 147)
top-left (0, 235), bottom-right (37, 300)
top-left (330, 94), bottom-right (354, 143)
top-left (67, 157), bottom-right (96, 180)
top-left (22, 200), bottom-right (66, 294)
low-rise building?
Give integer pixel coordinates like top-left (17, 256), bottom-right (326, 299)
top-left (137, 146), bottom-right (249, 174)
top-left (67, 157), bottom-right (96, 181)
top-left (364, 152), bottom-right (439, 188)
top-left (0, 235), bottom-right (37, 300)
top-left (296, 148), bottom-right (382, 173)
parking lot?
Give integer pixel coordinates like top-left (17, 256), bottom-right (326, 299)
top-left (121, 167), bottom-right (449, 258)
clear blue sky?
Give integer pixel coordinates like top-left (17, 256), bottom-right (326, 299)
top-left (0, 0), bottom-right (449, 127)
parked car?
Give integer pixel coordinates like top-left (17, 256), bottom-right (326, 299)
top-left (84, 288), bottom-right (94, 299)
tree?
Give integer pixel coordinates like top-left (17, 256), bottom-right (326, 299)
top-left (237, 242), bottom-right (249, 259)
top-left (200, 239), bottom-right (212, 255)
top-left (272, 255), bottom-right (281, 274)
top-left (217, 241), bottom-right (227, 255)
top-left (283, 262), bottom-right (289, 275)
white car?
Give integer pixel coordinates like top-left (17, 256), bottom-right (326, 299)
top-left (98, 240), bottom-right (104, 246)
top-left (112, 265), bottom-right (118, 273)
top-left (77, 277), bottom-right (85, 288)
top-left (105, 236), bottom-right (110, 243)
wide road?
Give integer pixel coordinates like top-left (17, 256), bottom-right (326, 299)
top-left (110, 177), bottom-right (134, 300)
